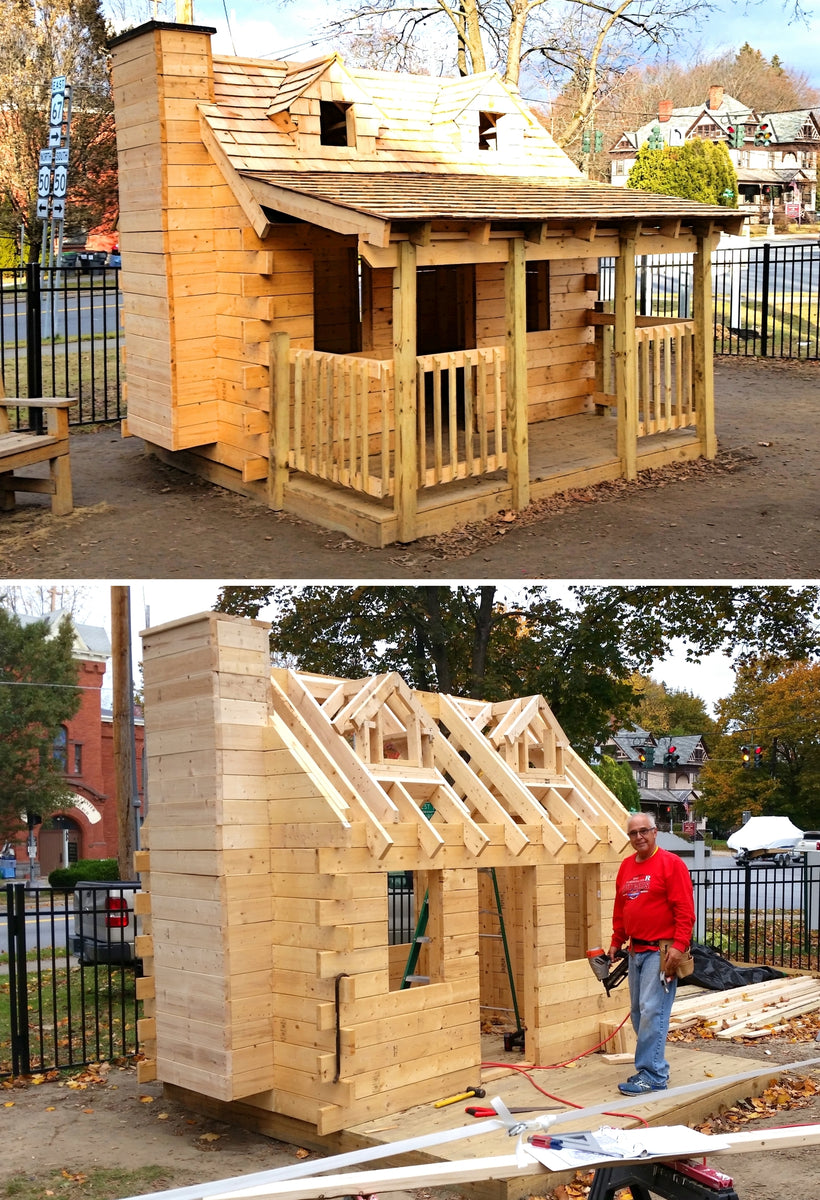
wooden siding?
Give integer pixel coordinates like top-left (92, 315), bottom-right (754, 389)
top-left (138, 612), bottom-right (633, 1134)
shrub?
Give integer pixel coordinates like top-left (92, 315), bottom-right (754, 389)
top-left (48, 858), bottom-right (121, 890)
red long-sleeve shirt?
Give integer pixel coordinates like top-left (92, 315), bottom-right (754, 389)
top-left (612, 846), bottom-right (695, 952)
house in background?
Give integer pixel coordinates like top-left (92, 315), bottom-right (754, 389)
top-left (108, 21), bottom-right (743, 547)
top-left (609, 85), bottom-right (819, 224)
top-left (6, 612), bottom-right (144, 880)
top-left (598, 725), bottom-right (708, 830)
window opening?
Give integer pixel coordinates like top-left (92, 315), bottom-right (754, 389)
top-left (479, 111), bottom-right (499, 150)
top-left (320, 100), bottom-right (353, 146)
top-left (526, 260), bottom-right (551, 332)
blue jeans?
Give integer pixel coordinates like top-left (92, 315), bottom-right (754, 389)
top-left (628, 949), bottom-right (677, 1086)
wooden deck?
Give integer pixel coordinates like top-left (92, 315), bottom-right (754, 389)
top-left (281, 411), bottom-right (702, 547)
top-left (163, 1034), bottom-right (786, 1200)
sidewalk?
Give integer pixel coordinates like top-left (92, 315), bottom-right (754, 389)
top-left (2, 356), bottom-right (818, 580)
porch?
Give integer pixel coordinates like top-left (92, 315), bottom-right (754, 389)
top-left (267, 310), bottom-right (708, 548)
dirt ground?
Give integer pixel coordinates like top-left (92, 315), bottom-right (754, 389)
top-left (3, 1038), bottom-right (820, 1200)
top-left (2, 356), bottom-right (819, 580)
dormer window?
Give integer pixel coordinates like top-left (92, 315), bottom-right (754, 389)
top-left (320, 100), bottom-right (353, 146)
top-left (479, 111), bottom-right (498, 150)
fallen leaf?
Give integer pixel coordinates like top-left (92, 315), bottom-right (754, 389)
top-left (3, 1101), bottom-right (14, 1108)
top-left (295, 1148), bottom-right (310, 1159)
top-left (45, 1106), bottom-right (56, 1112)
top-left (198, 1131), bottom-right (221, 1142)
top-left (157, 1112), bottom-right (169, 1120)
top-left (139, 1094), bottom-right (155, 1103)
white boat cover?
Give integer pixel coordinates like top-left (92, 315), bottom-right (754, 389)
top-left (726, 815), bottom-right (804, 853)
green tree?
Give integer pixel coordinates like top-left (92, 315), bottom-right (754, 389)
top-left (0, 607), bottom-right (80, 839)
top-left (215, 584), bottom-right (820, 759)
top-left (591, 754), bottom-right (640, 811)
top-left (628, 137), bottom-right (737, 205)
top-left (0, 0), bottom-right (116, 252)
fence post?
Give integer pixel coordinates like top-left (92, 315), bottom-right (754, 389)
top-left (6, 883), bottom-right (31, 1075)
top-left (25, 263), bottom-right (43, 432)
top-left (268, 332), bottom-right (291, 510)
top-left (760, 241), bottom-right (771, 359)
top-left (742, 862), bottom-right (752, 962)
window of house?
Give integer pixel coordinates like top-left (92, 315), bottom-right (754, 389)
top-left (73, 743), bottom-right (83, 775)
top-left (320, 100), bottom-right (353, 147)
top-left (53, 726), bottom-right (67, 771)
top-left (526, 260), bottom-right (550, 332)
top-left (478, 111), bottom-right (499, 150)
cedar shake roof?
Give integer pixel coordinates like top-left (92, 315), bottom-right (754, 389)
top-left (243, 169), bottom-right (739, 225)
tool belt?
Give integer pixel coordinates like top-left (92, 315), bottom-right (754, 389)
top-left (658, 938), bottom-right (695, 979)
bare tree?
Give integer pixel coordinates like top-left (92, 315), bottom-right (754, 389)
top-left (0, 583), bottom-right (93, 621)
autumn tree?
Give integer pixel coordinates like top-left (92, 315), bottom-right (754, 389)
top-left (0, 607), bottom-right (80, 840)
top-left (629, 674), bottom-right (716, 739)
top-left (215, 584), bottom-right (820, 759)
top-left (698, 659), bottom-right (820, 833)
top-left (0, 0), bottom-right (116, 254)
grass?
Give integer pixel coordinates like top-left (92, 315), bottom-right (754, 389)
top-left (4, 1165), bottom-right (179, 1200)
top-left (0, 961), bottom-right (140, 1076)
top-left (2, 342), bottom-right (122, 424)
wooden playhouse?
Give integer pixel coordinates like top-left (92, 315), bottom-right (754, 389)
top-left (109, 21), bottom-right (744, 546)
top-left (136, 610), bottom-right (633, 1137)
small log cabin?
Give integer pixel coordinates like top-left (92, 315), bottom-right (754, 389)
top-left (110, 21), bottom-right (744, 546)
top-left (137, 610), bottom-right (633, 1137)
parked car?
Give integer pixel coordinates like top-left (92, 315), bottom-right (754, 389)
top-left (71, 880), bottom-right (141, 967)
top-left (793, 831), bottom-right (820, 855)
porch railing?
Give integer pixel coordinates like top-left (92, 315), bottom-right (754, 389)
top-left (286, 345), bottom-right (506, 499)
top-left (592, 315), bottom-right (695, 437)
top-left (289, 349), bottom-right (395, 498)
top-left (416, 347), bottom-right (506, 486)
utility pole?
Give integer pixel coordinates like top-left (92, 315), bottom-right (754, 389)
top-left (111, 587), bottom-right (138, 880)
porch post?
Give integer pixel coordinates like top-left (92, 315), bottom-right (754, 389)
top-left (267, 331), bottom-right (291, 509)
top-left (504, 236), bottom-right (530, 510)
top-left (614, 226), bottom-right (638, 480)
top-left (393, 239), bottom-right (418, 541)
top-left (692, 228), bottom-right (717, 459)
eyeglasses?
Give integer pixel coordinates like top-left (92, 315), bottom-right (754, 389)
top-left (628, 827), bottom-right (656, 838)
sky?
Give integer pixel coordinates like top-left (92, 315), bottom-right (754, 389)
top-left (12, 580), bottom-right (738, 717)
top-left (104, 0), bottom-right (820, 90)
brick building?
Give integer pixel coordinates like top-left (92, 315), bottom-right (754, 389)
top-left (7, 611), bottom-right (145, 879)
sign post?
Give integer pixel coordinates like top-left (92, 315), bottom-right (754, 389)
top-left (38, 76), bottom-right (72, 267)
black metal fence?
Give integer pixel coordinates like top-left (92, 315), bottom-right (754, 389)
top-left (599, 240), bottom-right (820, 360)
top-left (3, 864), bottom-right (819, 1078)
top-left (2, 883), bottom-right (140, 1078)
top-left (0, 263), bottom-right (123, 428)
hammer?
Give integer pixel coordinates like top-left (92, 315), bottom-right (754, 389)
top-left (434, 1085), bottom-right (486, 1108)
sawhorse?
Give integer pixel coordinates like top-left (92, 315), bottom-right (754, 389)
top-left (589, 1159), bottom-right (740, 1200)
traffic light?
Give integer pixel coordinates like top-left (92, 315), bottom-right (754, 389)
top-left (647, 124), bottom-right (664, 150)
top-left (726, 124), bottom-right (744, 149)
top-left (594, 130), bottom-right (604, 153)
top-left (753, 745), bottom-right (764, 769)
top-left (663, 745), bottom-right (679, 768)
top-left (582, 132), bottom-right (591, 154)
top-left (637, 747), bottom-right (646, 763)
top-left (741, 745), bottom-right (751, 769)
top-left (754, 123), bottom-right (772, 146)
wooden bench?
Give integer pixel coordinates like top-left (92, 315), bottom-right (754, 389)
top-left (0, 395), bottom-right (74, 517)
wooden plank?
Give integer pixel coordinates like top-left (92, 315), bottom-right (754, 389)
top-left (614, 227), bottom-right (638, 479)
top-left (693, 230), bottom-right (717, 458)
top-left (504, 236), bottom-right (529, 510)
top-left (392, 239), bottom-right (417, 540)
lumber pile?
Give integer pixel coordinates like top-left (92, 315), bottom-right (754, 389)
top-left (669, 974), bottom-right (820, 1039)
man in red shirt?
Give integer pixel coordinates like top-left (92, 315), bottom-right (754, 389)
top-left (609, 811), bottom-right (695, 1095)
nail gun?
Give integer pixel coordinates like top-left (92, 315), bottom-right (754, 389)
top-left (587, 947), bottom-right (629, 996)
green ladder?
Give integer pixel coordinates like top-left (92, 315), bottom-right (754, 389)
top-left (480, 867), bottom-right (525, 1051)
top-left (400, 888), bottom-right (430, 988)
